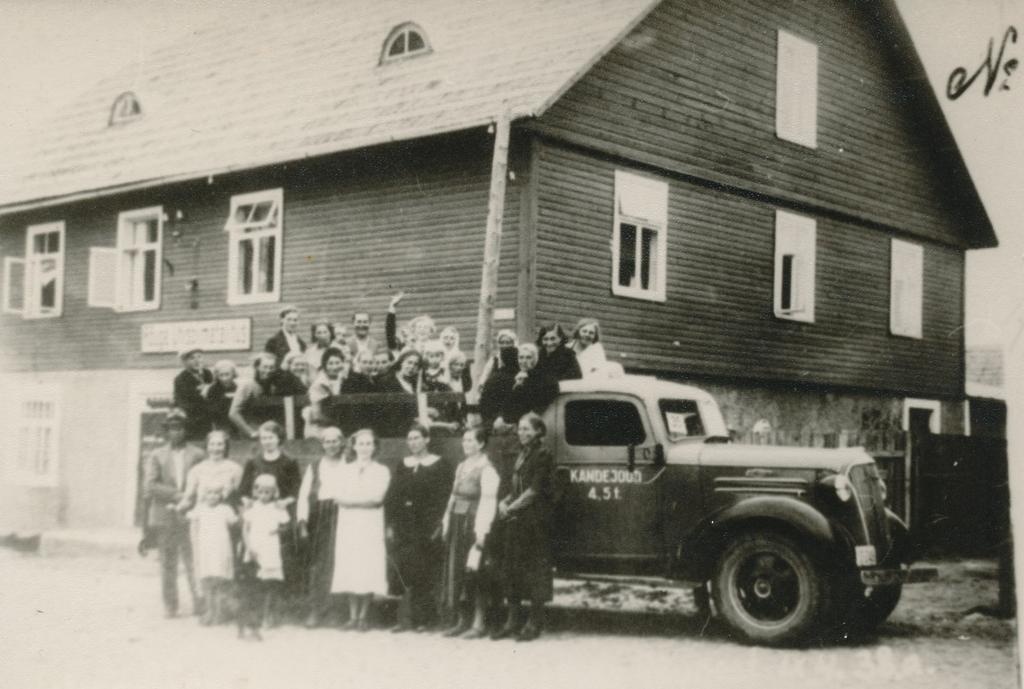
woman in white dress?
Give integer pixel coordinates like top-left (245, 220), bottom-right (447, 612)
top-left (332, 428), bottom-right (391, 630)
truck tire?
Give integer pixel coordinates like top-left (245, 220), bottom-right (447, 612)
top-left (712, 530), bottom-right (830, 646)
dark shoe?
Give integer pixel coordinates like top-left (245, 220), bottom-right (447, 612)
top-left (490, 624), bottom-right (517, 640)
top-left (304, 611), bottom-right (321, 629)
top-left (391, 623), bottom-right (411, 634)
top-left (340, 619), bottom-right (358, 631)
top-left (516, 624), bottom-right (541, 642)
top-left (461, 626), bottom-right (487, 639)
top-left (356, 619), bottom-right (371, 632)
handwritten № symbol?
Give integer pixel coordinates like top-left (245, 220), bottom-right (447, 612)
top-left (947, 26), bottom-right (1018, 100)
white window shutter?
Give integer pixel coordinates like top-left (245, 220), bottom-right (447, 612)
top-left (890, 239), bottom-right (923, 338)
top-left (88, 247), bottom-right (120, 309)
top-left (776, 30), bottom-right (818, 148)
top-left (2, 257), bottom-right (26, 315)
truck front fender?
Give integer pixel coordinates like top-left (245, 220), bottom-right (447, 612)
top-left (680, 495), bottom-right (836, 581)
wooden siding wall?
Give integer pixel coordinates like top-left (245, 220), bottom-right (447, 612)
top-left (536, 0), bottom-right (972, 248)
top-left (532, 142), bottom-right (964, 398)
top-left (0, 131), bottom-right (521, 372)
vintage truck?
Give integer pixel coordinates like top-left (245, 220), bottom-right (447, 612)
top-left (527, 373), bottom-right (919, 646)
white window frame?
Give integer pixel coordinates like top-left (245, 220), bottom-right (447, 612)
top-left (890, 238), bottom-right (924, 339)
top-left (381, 23), bottom-right (431, 64)
top-left (902, 398), bottom-right (941, 434)
top-left (776, 29), bottom-right (818, 149)
top-left (22, 222), bottom-right (66, 320)
top-left (113, 206), bottom-right (163, 312)
top-left (611, 170), bottom-right (668, 303)
top-left (6, 385), bottom-right (61, 487)
top-left (773, 210), bottom-right (816, 323)
top-left (225, 188), bottom-right (283, 306)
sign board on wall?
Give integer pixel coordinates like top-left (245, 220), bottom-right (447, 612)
top-left (141, 318), bottom-right (252, 354)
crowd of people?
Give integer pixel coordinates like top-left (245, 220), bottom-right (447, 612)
top-left (172, 293), bottom-right (612, 441)
top-left (148, 294), bottom-right (614, 641)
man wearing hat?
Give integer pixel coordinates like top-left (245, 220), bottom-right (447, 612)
top-left (173, 347), bottom-right (214, 440)
top-left (142, 409), bottom-right (206, 617)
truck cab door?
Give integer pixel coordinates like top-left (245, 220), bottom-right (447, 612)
top-left (552, 394), bottom-right (667, 574)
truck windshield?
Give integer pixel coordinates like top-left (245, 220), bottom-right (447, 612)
top-left (658, 399), bottom-right (705, 441)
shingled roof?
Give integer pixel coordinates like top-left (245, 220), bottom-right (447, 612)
top-left (0, 0), bottom-right (657, 211)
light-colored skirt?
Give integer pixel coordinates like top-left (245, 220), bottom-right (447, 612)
top-left (331, 505), bottom-right (387, 595)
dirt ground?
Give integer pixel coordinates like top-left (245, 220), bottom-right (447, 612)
top-left (0, 550), bottom-right (1017, 689)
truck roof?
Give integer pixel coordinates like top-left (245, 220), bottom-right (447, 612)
top-left (558, 374), bottom-right (715, 403)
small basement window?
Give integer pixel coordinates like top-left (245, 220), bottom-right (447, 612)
top-left (109, 91), bottom-right (142, 126)
top-left (381, 22), bottom-right (430, 63)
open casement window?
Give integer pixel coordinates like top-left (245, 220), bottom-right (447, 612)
top-left (89, 207), bottom-right (163, 311)
top-left (612, 170), bottom-right (668, 302)
top-left (7, 222), bottom-right (66, 319)
top-left (773, 210), bottom-right (816, 322)
top-left (890, 238), bottom-right (923, 338)
top-left (6, 386), bottom-right (61, 487)
top-left (776, 29), bottom-right (818, 149)
top-left (225, 189), bottom-right (283, 305)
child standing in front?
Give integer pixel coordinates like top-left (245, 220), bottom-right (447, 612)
top-left (242, 473), bottom-right (291, 632)
top-left (186, 484), bottom-right (238, 625)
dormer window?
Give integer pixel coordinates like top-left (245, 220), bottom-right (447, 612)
top-left (381, 22), bottom-right (430, 63)
top-left (109, 92), bottom-right (142, 126)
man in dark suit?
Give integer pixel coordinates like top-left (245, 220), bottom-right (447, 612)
top-left (172, 347), bottom-right (214, 440)
top-left (142, 409), bottom-right (206, 617)
top-left (264, 305), bottom-right (306, 366)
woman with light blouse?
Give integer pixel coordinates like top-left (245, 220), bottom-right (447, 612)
top-left (440, 427), bottom-right (500, 638)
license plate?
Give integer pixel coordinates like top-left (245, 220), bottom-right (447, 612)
top-left (860, 569), bottom-right (903, 587)
top-left (855, 545), bottom-right (877, 567)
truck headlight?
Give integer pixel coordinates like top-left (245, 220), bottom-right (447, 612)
top-left (834, 474), bottom-right (853, 502)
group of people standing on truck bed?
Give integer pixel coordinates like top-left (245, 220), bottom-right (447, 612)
top-left (172, 292), bottom-right (612, 442)
top-left (149, 292), bottom-right (615, 641)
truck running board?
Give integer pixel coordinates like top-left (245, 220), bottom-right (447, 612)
top-left (557, 572), bottom-right (700, 590)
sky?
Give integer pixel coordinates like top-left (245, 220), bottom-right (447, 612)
top-left (0, 0), bottom-right (1021, 350)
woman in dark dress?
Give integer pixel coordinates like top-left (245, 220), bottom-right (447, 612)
top-left (440, 427), bottom-right (501, 638)
top-left (535, 323), bottom-right (582, 382)
top-left (494, 344), bottom-right (559, 431)
top-left (386, 424), bottom-right (454, 632)
top-left (493, 413), bottom-right (555, 642)
top-left (239, 421), bottom-right (303, 612)
top-left (206, 360), bottom-right (239, 434)
top-left (478, 347), bottom-right (519, 430)
top-left (375, 350), bottom-right (422, 438)
top-left (297, 426), bottom-right (347, 627)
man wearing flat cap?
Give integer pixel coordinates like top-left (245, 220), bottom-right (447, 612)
top-left (142, 409), bottom-right (206, 617)
top-left (173, 347), bottom-right (214, 440)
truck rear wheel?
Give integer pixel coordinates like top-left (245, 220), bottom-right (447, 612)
top-left (712, 530), bottom-right (830, 646)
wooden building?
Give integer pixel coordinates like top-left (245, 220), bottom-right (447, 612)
top-left (0, 0), bottom-right (996, 531)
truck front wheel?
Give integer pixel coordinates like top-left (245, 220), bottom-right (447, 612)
top-left (712, 530), bottom-right (830, 646)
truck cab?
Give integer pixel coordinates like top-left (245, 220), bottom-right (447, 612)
top-left (540, 375), bottom-right (913, 645)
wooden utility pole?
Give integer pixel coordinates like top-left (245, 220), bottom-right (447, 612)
top-left (471, 108), bottom-right (512, 389)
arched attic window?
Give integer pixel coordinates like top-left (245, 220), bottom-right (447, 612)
top-left (380, 22), bottom-right (430, 64)
top-left (109, 91), bottom-right (142, 126)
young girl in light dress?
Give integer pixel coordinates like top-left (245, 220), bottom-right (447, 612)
top-left (187, 483), bottom-right (238, 625)
top-left (242, 473), bottom-right (291, 631)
